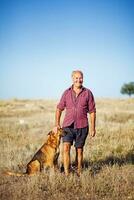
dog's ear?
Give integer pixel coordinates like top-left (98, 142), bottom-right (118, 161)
top-left (47, 131), bottom-right (52, 136)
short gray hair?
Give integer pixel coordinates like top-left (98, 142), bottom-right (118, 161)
top-left (71, 70), bottom-right (83, 77)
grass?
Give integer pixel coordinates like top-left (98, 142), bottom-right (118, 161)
top-left (0, 98), bottom-right (134, 200)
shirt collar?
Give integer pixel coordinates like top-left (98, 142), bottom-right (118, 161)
top-left (69, 85), bottom-right (85, 91)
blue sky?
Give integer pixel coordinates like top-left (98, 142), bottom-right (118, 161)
top-left (0, 0), bottom-right (134, 99)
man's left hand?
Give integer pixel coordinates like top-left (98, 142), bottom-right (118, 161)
top-left (90, 129), bottom-right (96, 137)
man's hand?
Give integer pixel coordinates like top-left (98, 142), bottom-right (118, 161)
top-left (90, 112), bottom-right (96, 137)
top-left (53, 125), bottom-right (61, 133)
top-left (90, 129), bottom-right (96, 137)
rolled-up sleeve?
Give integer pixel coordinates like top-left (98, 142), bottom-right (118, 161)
top-left (88, 91), bottom-right (96, 113)
top-left (57, 91), bottom-right (66, 111)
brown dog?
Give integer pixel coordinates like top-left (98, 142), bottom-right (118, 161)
top-left (5, 128), bottom-right (64, 176)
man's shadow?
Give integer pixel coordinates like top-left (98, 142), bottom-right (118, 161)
top-left (82, 147), bottom-right (134, 176)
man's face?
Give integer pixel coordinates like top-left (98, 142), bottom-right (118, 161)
top-left (72, 72), bottom-right (83, 88)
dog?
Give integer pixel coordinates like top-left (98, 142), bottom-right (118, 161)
top-left (5, 128), bottom-right (64, 176)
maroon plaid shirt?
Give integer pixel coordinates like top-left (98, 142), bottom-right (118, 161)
top-left (57, 86), bottom-right (96, 129)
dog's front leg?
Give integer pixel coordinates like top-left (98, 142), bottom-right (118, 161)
top-left (59, 142), bottom-right (64, 172)
top-left (53, 151), bottom-right (60, 171)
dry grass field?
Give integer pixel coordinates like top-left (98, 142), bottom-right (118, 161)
top-left (0, 98), bottom-right (134, 200)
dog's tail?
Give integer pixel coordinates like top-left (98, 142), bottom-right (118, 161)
top-left (3, 171), bottom-right (26, 176)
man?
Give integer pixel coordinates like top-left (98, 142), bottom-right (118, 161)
top-left (53, 70), bottom-right (96, 176)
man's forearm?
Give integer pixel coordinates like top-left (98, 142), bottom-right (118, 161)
top-left (55, 108), bottom-right (62, 127)
top-left (90, 112), bottom-right (96, 131)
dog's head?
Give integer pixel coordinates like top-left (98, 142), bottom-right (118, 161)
top-left (47, 128), bottom-right (67, 147)
top-left (48, 128), bottom-right (66, 137)
top-left (56, 128), bottom-right (66, 137)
